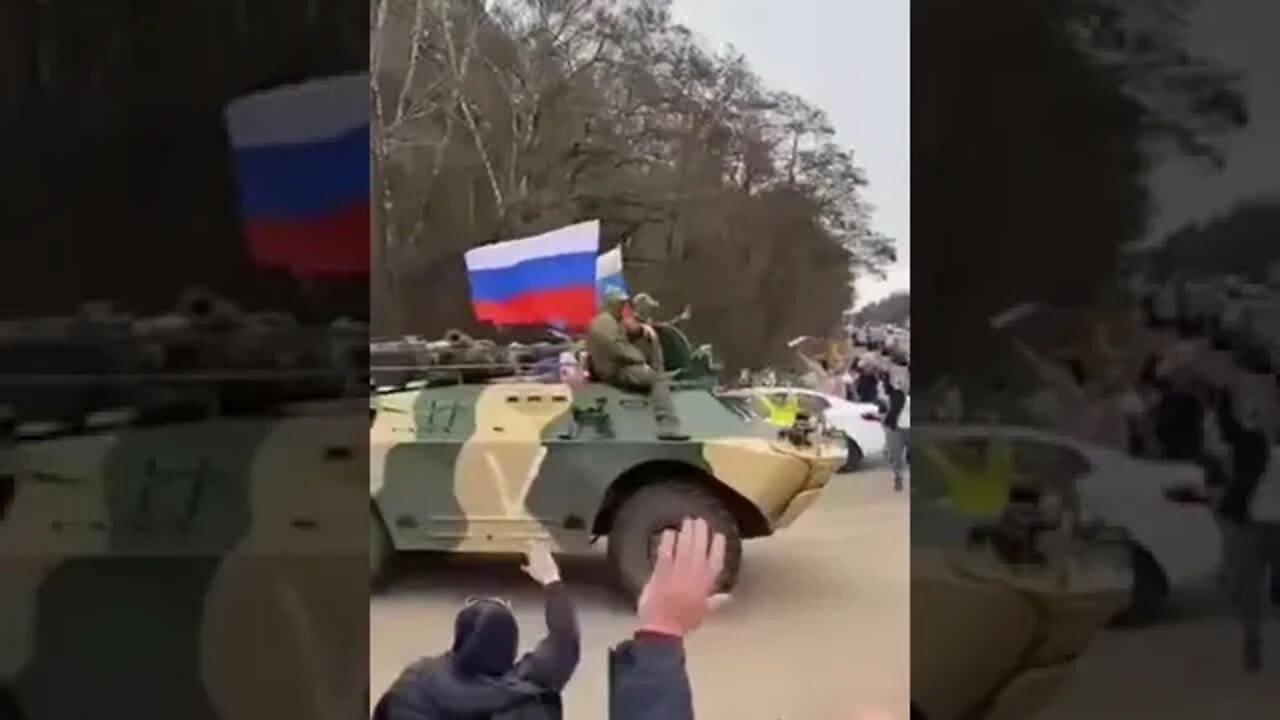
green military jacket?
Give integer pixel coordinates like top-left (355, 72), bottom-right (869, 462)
top-left (585, 311), bottom-right (646, 378)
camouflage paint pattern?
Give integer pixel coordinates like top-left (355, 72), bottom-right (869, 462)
top-left (0, 399), bottom-right (369, 720)
top-left (911, 542), bottom-right (1127, 720)
top-left (370, 381), bottom-right (845, 555)
top-left (910, 435), bottom-right (1129, 719)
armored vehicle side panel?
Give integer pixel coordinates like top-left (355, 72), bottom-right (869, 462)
top-left (1, 400), bottom-right (369, 719)
top-left (370, 379), bottom-right (844, 595)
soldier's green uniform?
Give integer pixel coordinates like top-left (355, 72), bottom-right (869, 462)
top-left (586, 289), bottom-right (685, 439)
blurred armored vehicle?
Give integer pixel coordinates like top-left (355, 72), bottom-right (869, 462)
top-left (719, 386), bottom-right (888, 472)
top-left (909, 425), bottom-right (1130, 720)
top-left (0, 290), bottom-right (370, 718)
top-left (369, 322), bottom-right (846, 597)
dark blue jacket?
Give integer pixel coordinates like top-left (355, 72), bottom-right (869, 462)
top-left (373, 582), bottom-right (580, 720)
top-left (609, 632), bottom-right (695, 720)
top-left (1213, 392), bottom-right (1271, 524)
top-left (882, 386), bottom-right (906, 431)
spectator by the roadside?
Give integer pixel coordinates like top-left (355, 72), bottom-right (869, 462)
top-left (881, 372), bottom-right (908, 492)
top-left (793, 345), bottom-right (846, 399)
top-left (373, 543), bottom-right (580, 720)
top-left (1146, 367), bottom-right (1206, 461)
top-left (854, 364), bottom-right (880, 404)
top-left (1212, 389), bottom-right (1278, 673)
top-left (610, 517), bottom-right (730, 720)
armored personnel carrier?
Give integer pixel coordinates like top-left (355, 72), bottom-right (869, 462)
top-left (370, 322), bottom-right (847, 597)
top-left (909, 427), bottom-right (1129, 720)
top-left (0, 290), bottom-right (370, 719)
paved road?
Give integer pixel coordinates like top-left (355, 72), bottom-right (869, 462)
top-left (1040, 583), bottom-right (1280, 718)
top-left (370, 467), bottom-right (911, 720)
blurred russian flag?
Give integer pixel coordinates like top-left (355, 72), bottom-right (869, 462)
top-left (224, 74), bottom-right (370, 276)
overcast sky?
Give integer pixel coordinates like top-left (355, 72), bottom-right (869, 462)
top-left (669, 0), bottom-right (909, 309)
top-left (664, 1), bottom-right (1274, 306)
top-left (1146, 0), bottom-right (1280, 242)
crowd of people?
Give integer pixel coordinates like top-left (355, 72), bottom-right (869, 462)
top-left (798, 345), bottom-right (911, 491)
top-left (998, 328), bottom-right (1279, 673)
top-left (1123, 349), bottom-right (1278, 672)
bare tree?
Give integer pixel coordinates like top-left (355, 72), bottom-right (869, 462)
top-left (372, 0), bottom-right (896, 369)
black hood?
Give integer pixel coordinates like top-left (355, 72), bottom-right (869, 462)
top-left (452, 600), bottom-right (519, 677)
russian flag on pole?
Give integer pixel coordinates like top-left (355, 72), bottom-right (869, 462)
top-left (224, 73), bottom-right (370, 276)
top-left (595, 245), bottom-right (628, 301)
top-left (464, 220), bottom-right (600, 328)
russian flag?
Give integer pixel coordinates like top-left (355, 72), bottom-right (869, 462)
top-left (224, 74), bottom-right (370, 276)
top-left (595, 246), bottom-right (628, 301)
top-left (464, 221), bottom-right (600, 328)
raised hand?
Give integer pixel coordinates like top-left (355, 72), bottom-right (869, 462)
top-left (636, 517), bottom-right (730, 638)
top-left (522, 541), bottom-right (562, 586)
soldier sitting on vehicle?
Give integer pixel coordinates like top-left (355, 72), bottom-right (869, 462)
top-left (586, 288), bottom-right (688, 440)
top-left (628, 292), bottom-right (667, 371)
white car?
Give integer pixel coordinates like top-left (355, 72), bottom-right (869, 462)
top-left (719, 387), bottom-right (888, 472)
top-left (911, 424), bottom-right (1218, 625)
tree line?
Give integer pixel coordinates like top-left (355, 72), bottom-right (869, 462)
top-left (855, 292), bottom-right (910, 327)
top-left (911, 0), bottom-right (1248, 390)
top-left (372, 0), bottom-right (896, 370)
top-left (1149, 200), bottom-right (1280, 282)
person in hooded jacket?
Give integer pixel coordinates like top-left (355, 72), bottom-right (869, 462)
top-left (373, 543), bottom-right (580, 720)
top-left (853, 363), bottom-right (880, 404)
top-left (880, 371), bottom-right (908, 492)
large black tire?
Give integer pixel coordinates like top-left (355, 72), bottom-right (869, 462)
top-left (370, 504), bottom-right (393, 590)
top-left (839, 435), bottom-right (865, 473)
top-left (1111, 542), bottom-right (1169, 628)
top-left (607, 481), bottom-right (743, 599)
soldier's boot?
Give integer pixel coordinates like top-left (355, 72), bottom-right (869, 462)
top-left (656, 416), bottom-right (688, 441)
top-left (657, 420), bottom-right (688, 441)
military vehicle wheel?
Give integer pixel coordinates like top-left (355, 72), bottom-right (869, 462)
top-left (370, 505), bottom-right (393, 590)
top-left (1110, 542), bottom-right (1168, 628)
top-left (839, 435), bottom-right (864, 473)
top-left (607, 481), bottom-right (743, 598)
